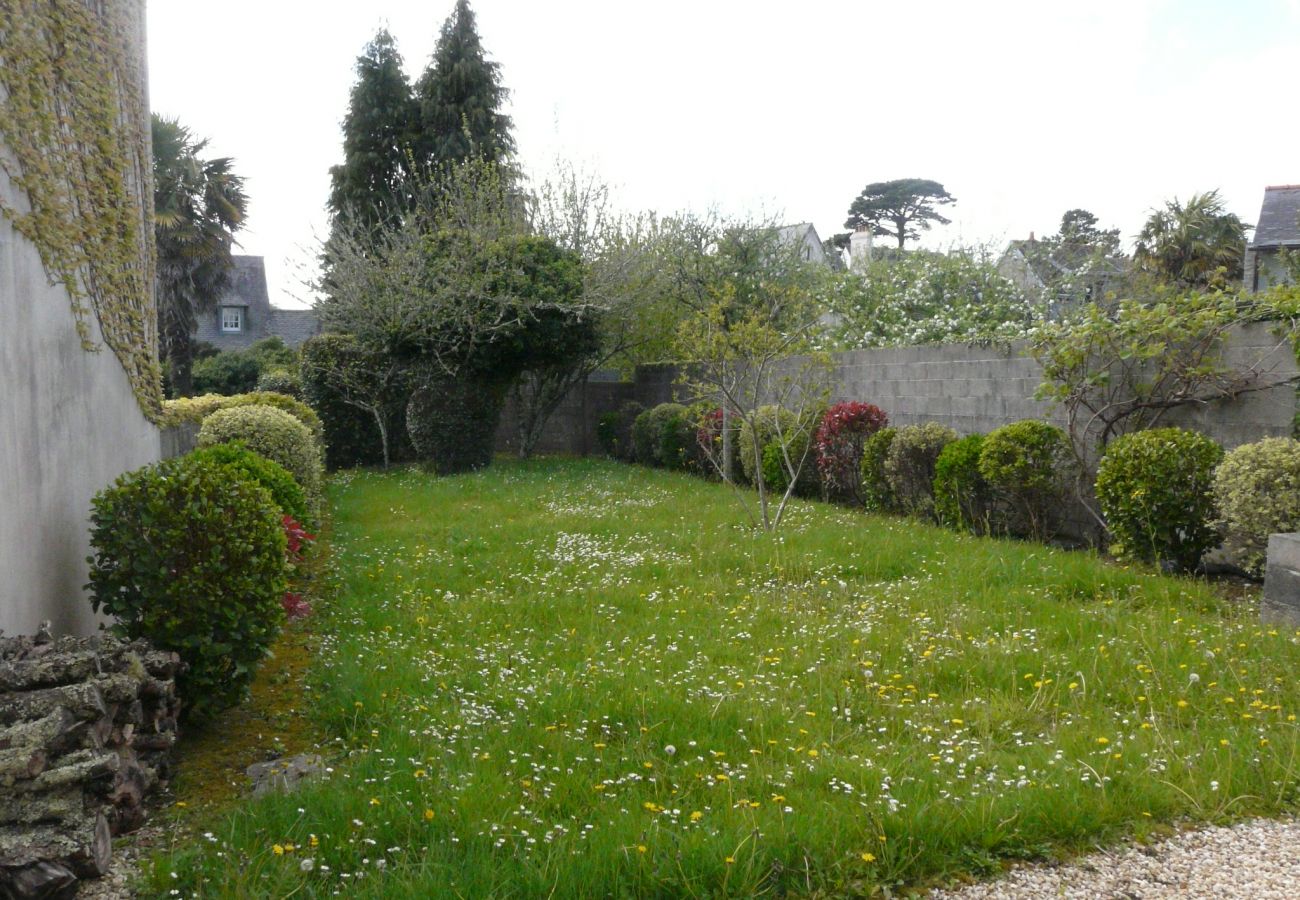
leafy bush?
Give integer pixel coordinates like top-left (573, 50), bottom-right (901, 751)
top-left (860, 426), bottom-right (898, 512)
top-left (979, 421), bottom-right (1070, 540)
top-left (192, 351), bottom-right (261, 396)
top-left (814, 401), bottom-right (888, 504)
top-left (255, 367), bottom-right (303, 398)
top-left (87, 454), bottom-right (287, 720)
top-left (630, 403), bottom-right (695, 470)
top-left (1212, 437), bottom-right (1300, 577)
top-left (164, 391), bottom-right (326, 463)
top-left (933, 434), bottom-right (990, 533)
top-left (739, 405), bottom-right (820, 496)
top-left (299, 333), bottom-right (410, 470)
top-left (197, 405), bottom-right (324, 505)
top-left (1095, 427), bottom-right (1223, 571)
top-left (406, 376), bottom-right (508, 475)
top-left (885, 423), bottom-right (957, 519)
top-left (187, 442), bottom-right (310, 525)
top-left (596, 401), bottom-right (644, 462)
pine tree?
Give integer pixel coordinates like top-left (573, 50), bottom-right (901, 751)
top-left (414, 0), bottom-right (516, 169)
top-left (328, 29), bottom-right (417, 232)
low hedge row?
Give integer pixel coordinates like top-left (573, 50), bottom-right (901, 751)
top-left (610, 400), bottom-right (1300, 578)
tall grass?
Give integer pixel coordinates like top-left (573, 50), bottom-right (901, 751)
top-left (143, 458), bottom-right (1300, 898)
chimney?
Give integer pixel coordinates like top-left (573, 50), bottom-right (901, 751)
top-left (849, 226), bottom-right (873, 272)
top-left (1029, 231), bottom-right (1035, 242)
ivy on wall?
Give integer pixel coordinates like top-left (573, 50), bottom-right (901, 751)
top-left (0, 0), bottom-right (163, 418)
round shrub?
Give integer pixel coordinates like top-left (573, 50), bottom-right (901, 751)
top-left (650, 403), bottom-right (695, 470)
top-left (934, 434), bottom-right (991, 533)
top-left (630, 406), bottom-right (660, 466)
top-left (87, 455), bottom-right (287, 720)
top-left (860, 426), bottom-right (898, 512)
top-left (979, 420), bottom-right (1070, 540)
top-left (1212, 437), bottom-right (1300, 577)
top-left (188, 442), bottom-right (310, 525)
top-left (739, 405), bottom-right (820, 496)
top-left (164, 391), bottom-right (326, 464)
top-left (597, 401), bottom-right (644, 462)
top-left (885, 423), bottom-right (957, 519)
top-left (1095, 427), bottom-right (1223, 571)
top-left (814, 401), bottom-right (889, 505)
top-left (197, 404), bottom-right (323, 505)
top-left (406, 376), bottom-right (508, 475)
top-left (255, 367), bottom-right (303, 398)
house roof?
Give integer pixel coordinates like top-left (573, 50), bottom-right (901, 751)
top-left (1004, 240), bottom-right (1128, 283)
top-left (220, 254), bottom-right (271, 307)
top-left (1251, 185), bottom-right (1300, 248)
top-left (271, 308), bottom-right (320, 346)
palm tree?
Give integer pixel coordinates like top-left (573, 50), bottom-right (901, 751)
top-left (1134, 191), bottom-right (1250, 290)
top-left (152, 115), bottom-right (247, 396)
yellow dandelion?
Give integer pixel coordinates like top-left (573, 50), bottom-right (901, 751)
top-left (272, 844), bottom-right (285, 856)
top-left (424, 808), bottom-right (435, 821)
top-left (861, 852), bottom-right (876, 863)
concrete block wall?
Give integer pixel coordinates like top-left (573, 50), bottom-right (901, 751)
top-left (0, 0), bottom-right (161, 638)
top-left (510, 323), bottom-right (1298, 459)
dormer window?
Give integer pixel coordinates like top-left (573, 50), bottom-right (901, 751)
top-left (221, 306), bottom-right (244, 333)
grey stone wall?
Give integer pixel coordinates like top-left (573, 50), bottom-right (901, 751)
top-left (0, 0), bottom-right (161, 638)
top-left (507, 323), bottom-right (1297, 459)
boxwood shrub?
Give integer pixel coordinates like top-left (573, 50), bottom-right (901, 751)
top-left (1212, 437), bottom-right (1300, 577)
top-left (164, 391), bottom-right (326, 464)
top-left (860, 426), bottom-right (898, 512)
top-left (885, 423), bottom-right (957, 520)
top-left (933, 434), bottom-right (990, 533)
top-left (979, 420), bottom-right (1070, 540)
top-left (188, 442), bottom-right (310, 525)
top-left (1095, 427), bottom-right (1223, 572)
top-left (197, 405), bottom-right (324, 506)
top-left (87, 454), bottom-right (287, 720)
top-left (406, 376), bottom-right (509, 475)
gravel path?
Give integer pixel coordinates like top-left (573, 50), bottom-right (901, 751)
top-left (929, 817), bottom-right (1300, 900)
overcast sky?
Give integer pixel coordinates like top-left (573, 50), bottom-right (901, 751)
top-left (148, 0), bottom-right (1300, 308)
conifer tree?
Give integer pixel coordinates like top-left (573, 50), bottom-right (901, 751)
top-left (414, 0), bottom-right (515, 169)
top-left (328, 29), bottom-right (417, 232)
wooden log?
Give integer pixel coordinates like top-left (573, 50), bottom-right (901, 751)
top-left (0, 812), bottom-right (111, 878)
top-left (9, 751), bottom-right (118, 795)
top-left (0, 859), bottom-right (79, 900)
top-left (0, 788), bottom-right (85, 827)
top-left (0, 682), bottom-right (108, 727)
top-left (0, 709), bottom-right (81, 756)
top-left (0, 746), bottom-right (46, 784)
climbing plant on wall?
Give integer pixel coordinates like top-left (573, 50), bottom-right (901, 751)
top-left (0, 0), bottom-right (163, 418)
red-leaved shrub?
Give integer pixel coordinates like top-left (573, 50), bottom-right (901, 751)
top-left (814, 402), bottom-right (889, 504)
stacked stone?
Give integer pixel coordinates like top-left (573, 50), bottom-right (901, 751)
top-left (0, 628), bottom-right (181, 900)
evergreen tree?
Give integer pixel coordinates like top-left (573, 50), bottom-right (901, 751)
top-left (328, 29), bottom-right (417, 232)
top-left (414, 0), bottom-right (515, 169)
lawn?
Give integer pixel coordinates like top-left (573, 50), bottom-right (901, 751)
top-left (144, 458), bottom-right (1300, 898)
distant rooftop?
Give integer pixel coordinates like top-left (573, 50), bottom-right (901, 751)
top-left (1253, 185), bottom-right (1300, 248)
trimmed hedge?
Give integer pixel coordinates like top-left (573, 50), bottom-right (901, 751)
top-left (188, 442), bottom-right (310, 525)
top-left (197, 405), bottom-right (324, 506)
top-left (597, 401), bottom-right (644, 462)
top-left (164, 391), bottom-right (326, 463)
top-left (255, 367), bottom-right (303, 398)
top-left (299, 333), bottom-right (412, 470)
top-left (979, 421), bottom-right (1070, 540)
top-left (885, 423), bottom-right (957, 519)
top-left (631, 403), bottom-right (695, 470)
top-left (1096, 427), bottom-right (1223, 572)
top-left (1212, 437), bottom-right (1300, 577)
top-left (860, 426), bottom-right (898, 512)
top-left (407, 376), bottom-right (509, 475)
top-left (933, 434), bottom-right (990, 533)
top-left (87, 454), bottom-right (287, 720)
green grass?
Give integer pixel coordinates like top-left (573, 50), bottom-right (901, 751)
top-left (143, 458), bottom-right (1300, 898)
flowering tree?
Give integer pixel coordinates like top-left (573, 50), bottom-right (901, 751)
top-left (821, 246), bottom-right (1041, 349)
